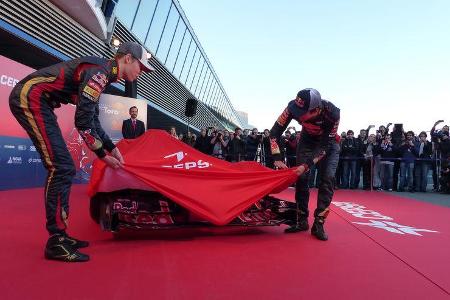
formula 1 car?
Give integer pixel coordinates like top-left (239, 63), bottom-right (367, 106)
top-left (90, 189), bottom-right (298, 231)
top-left (88, 130), bottom-right (302, 232)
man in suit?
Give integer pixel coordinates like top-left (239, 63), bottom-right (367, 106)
top-left (122, 106), bottom-right (145, 139)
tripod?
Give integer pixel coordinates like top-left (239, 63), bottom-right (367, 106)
top-left (254, 140), bottom-right (266, 166)
top-left (432, 145), bottom-right (442, 191)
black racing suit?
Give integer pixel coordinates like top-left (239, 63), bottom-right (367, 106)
top-left (270, 99), bottom-right (340, 219)
top-left (9, 57), bottom-right (118, 235)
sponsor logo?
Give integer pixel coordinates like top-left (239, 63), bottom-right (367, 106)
top-left (118, 213), bottom-right (174, 225)
top-left (332, 202), bottom-right (438, 236)
top-left (91, 72), bottom-right (108, 88)
top-left (28, 158), bottom-right (42, 164)
top-left (270, 138), bottom-right (280, 154)
top-left (99, 103), bottom-right (119, 115)
top-left (29, 145), bottom-right (36, 152)
top-left (0, 75), bottom-right (19, 87)
top-left (18, 145), bottom-right (27, 151)
top-left (7, 156), bottom-right (22, 164)
top-left (113, 199), bottom-right (138, 214)
top-left (162, 151), bottom-right (211, 170)
top-left (87, 79), bottom-right (103, 92)
top-left (3, 145), bottom-right (15, 149)
top-left (82, 85), bottom-right (100, 101)
top-left (79, 129), bottom-right (102, 150)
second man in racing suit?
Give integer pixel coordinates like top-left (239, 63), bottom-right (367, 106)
top-left (269, 88), bottom-right (340, 240)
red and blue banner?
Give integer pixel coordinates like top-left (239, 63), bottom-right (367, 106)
top-left (0, 55), bottom-right (147, 190)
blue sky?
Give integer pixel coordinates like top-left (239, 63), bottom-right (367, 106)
top-left (179, 0), bottom-right (450, 134)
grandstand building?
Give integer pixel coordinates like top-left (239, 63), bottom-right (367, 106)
top-left (0, 0), bottom-right (244, 132)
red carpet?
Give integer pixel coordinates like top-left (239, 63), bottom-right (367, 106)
top-left (0, 185), bottom-right (449, 299)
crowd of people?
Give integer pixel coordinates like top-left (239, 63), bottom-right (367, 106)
top-left (169, 120), bottom-right (450, 194)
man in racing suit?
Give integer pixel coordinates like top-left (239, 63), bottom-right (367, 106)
top-left (270, 88), bottom-right (340, 240)
top-left (9, 42), bottom-right (155, 262)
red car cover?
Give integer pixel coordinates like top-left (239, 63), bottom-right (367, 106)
top-left (88, 130), bottom-right (299, 225)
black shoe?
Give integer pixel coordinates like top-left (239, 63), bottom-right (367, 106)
top-left (311, 218), bottom-right (328, 241)
top-left (62, 233), bottom-right (89, 249)
top-left (284, 216), bottom-right (309, 233)
top-left (45, 235), bottom-right (89, 262)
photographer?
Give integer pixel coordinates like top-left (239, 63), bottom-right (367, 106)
top-left (262, 129), bottom-right (275, 168)
top-left (340, 130), bottom-right (362, 189)
top-left (398, 131), bottom-right (418, 192)
top-left (245, 128), bottom-right (262, 161)
top-left (430, 120), bottom-right (449, 191)
top-left (354, 126), bottom-right (374, 188)
top-left (414, 131), bottom-right (432, 192)
top-left (440, 166), bottom-right (450, 194)
top-left (335, 131), bottom-right (347, 189)
top-left (375, 123), bottom-right (392, 143)
top-left (361, 133), bottom-right (378, 190)
top-left (210, 130), bottom-right (228, 160)
top-left (283, 127), bottom-right (298, 167)
top-left (228, 127), bottom-right (246, 162)
top-left (194, 128), bottom-right (212, 154)
top-left (376, 134), bottom-right (397, 191)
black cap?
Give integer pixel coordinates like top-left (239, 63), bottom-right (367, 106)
top-left (117, 41), bottom-right (155, 72)
top-left (296, 88), bottom-right (322, 110)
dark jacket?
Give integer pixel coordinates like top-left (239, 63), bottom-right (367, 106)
top-left (228, 135), bottom-right (246, 161)
top-left (414, 140), bottom-right (432, 160)
top-left (122, 118), bottom-right (145, 139)
top-left (341, 137), bottom-right (362, 158)
top-left (398, 141), bottom-right (418, 164)
top-left (194, 135), bottom-right (212, 154)
top-left (376, 142), bottom-right (398, 162)
top-left (245, 134), bottom-right (260, 157)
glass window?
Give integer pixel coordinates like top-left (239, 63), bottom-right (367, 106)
top-left (217, 95), bottom-right (224, 116)
top-left (210, 82), bottom-right (220, 106)
top-left (194, 59), bottom-right (207, 97)
top-left (219, 100), bottom-right (225, 117)
top-left (115, 0), bottom-right (140, 29)
top-left (223, 102), bottom-right (229, 119)
top-left (145, 0), bottom-right (172, 53)
top-left (155, 6), bottom-right (179, 62)
top-left (213, 87), bottom-right (222, 107)
top-left (198, 68), bottom-right (210, 100)
top-left (203, 76), bottom-right (215, 105)
top-left (172, 28), bottom-right (190, 77)
top-left (227, 103), bottom-right (233, 121)
top-left (179, 43), bottom-right (196, 84)
top-left (130, 0), bottom-right (158, 42)
top-left (185, 49), bottom-right (200, 87)
top-left (164, 18), bottom-right (189, 74)
top-left (190, 56), bottom-right (204, 92)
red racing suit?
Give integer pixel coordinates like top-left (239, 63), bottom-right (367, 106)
top-left (269, 98), bottom-right (341, 219)
top-left (9, 57), bottom-right (119, 234)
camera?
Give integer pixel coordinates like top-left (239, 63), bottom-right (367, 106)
top-left (255, 132), bottom-right (264, 139)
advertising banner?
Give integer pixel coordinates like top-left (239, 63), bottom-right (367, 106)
top-left (98, 94), bottom-right (148, 143)
top-left (0, 55), bottom-right (147, 190)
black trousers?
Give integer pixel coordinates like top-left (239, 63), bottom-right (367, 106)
top-left (362, 158), bottom-right (372, 189)
top-left (295, 138), bottom-right (340, 219)
top-left (9, 82), bottom-right (75, 235)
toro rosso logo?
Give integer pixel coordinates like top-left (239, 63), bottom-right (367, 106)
top-left (162, 151), bottom-right (211, 170)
